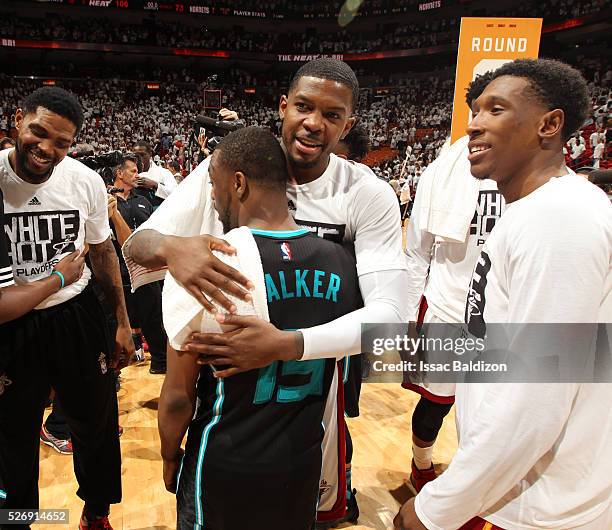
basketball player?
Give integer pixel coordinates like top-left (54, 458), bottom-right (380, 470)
top-left (0, 87), bottom-right (133, 530)
top-left (403, 133), bottom-right (504, 492)
top-left (158, 126), bottom-right (363, 530)
top-left (124, 58), bottom-right (408, 526)
top-left (395, 59), bottom-right (611, 530)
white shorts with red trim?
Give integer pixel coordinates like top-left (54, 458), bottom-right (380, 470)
top-left (402, 305), bottom-right (457, 404)
top-left (316, 363), bottom-right (347, 522)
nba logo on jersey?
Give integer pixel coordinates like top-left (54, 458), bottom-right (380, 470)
top-left (280, 242), bottom-right (292, 261)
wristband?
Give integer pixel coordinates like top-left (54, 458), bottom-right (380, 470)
top-left (51, 270), bottom-right (65, 289)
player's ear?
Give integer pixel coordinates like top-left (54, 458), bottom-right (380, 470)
top-left (538, 108), bottom-right (564, 148)
top-left (235, 171), bottom-right (248, 200)
top-left (14, 108), bottom-right (24, 130)
top-left (279, 95), bottom-right (288, 120)
top-left (340, 116), bottom-right (356, 140)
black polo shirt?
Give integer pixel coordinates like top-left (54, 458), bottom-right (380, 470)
top-left (112, 191), bottom-right (153, 281)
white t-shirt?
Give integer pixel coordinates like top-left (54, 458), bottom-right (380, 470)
top-left (417, 175), bottom-right (612, 530)
top-left (0, 149), bottom-right (111, 308)
top-left (406, 178), bottom-right (504, 323)
top-left (286, 153), bottom-right (405, 277)
top-left (589, 131), bottom-right (603, 148)
top-left (140, 161), bottom-right (177, 200)
top-left (571, 142), bottom-right (586, 160)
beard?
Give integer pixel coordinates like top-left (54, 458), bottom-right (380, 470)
top-left (286, 149), bottom-right (321, 169)
top-left (470, 170), bottom-right (490, 180)
top-left (218, 209), bottom-right (233, 234)
top-left (14, 140), bottom-right (57, 183)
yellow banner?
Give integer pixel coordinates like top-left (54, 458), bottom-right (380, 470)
top-left (450, 17), bottom-right (543, 143)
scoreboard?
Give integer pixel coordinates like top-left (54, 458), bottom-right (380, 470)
top-left (13, 0), bottom-right (206, 13)
top-left (14, 0), bottom-right (261, 17)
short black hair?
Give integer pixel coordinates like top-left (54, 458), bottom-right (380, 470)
top-left (216, 126), bottom-right (288, 191)
top-left (466, 58), bottom-right (589, 141)
top-left (114, 153), bottom-right (140, 176)
top-left (122, 153), bottom-right (139, 167)
top-left (288, 58), bottom-right (359, 112)
top-left (338, 123), bottom-right (370, 162)
top-left (134, 140), bottom-right (153, 153)
top-left (168, 160), bottom-right (181, 172)
top-left (22, 87), bottom-right (84, 134)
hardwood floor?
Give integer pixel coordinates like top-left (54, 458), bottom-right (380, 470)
top-left (39, 358), bottom-right (458, 530)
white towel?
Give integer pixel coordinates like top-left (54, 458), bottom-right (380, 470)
top-left (163, 226), bottom-right (269, 351)
top-left (415, 135), bottom-right (481, 243)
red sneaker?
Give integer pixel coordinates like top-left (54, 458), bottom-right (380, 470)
top-left (79, 513), bottom-right (113, 530)
top-left (40, 426), bottom-right (73, 455)
top-left (407, 458), bottom-right (437, 494)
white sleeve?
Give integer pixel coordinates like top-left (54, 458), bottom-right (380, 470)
top-left (404, 178), bottom-right (434, 321)
top-left (155, 167), bottom-right (178, 200)
top-left (350, 177), bottom-right (407, 276)
top-left (84, 170), bottom-right (112, 245)
top-left (299, 268), bottom-right (409, 361)
top-left (415, 383), bottom-right (579, 530)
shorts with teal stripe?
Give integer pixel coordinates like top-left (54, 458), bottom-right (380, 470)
top-left (176, 419), bottom-right (318, 530)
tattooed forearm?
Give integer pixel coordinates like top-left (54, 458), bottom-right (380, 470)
top-left (125, 229), bottom-right (168, 268)
top-left (89, 237), bottom-right (130, 328)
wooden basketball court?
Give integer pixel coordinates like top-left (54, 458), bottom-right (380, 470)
top-left (40, 357), bottom-right (458, 530)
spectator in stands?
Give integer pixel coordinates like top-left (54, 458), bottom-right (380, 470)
top-left (589, 125), bottom-right (604, 148)
top-left (571, 137), bottom-right (586, 161)
top-left (567, 131), bottom-right (585, 151)
top-left (166, 159), bottom-right (183, 184)
top-left (593, 138), bottom-right (605, 168)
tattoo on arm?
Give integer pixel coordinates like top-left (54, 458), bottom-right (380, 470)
top-left (127, 229), bottom-right (167, 268)
top-left (89, 237), bottom-right (130, 327)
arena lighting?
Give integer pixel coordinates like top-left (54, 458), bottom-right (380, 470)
top-left (338, 0), bottom-right (364, 27)
top-left (42, 79), bottom-right (56, 86)
top-left (542, 17), bottom-right (586, 33)
top-left (244, 88), bottom-right (256, 94)
top-left (146, 83), bottom-right (160, 90)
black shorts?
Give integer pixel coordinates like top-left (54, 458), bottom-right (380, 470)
top-left (176, 419), bottom-right (319, 530)
top-left (0, 286), bottom-right (121, 511)
top-left (343, 355), bottom-right (362, 418)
